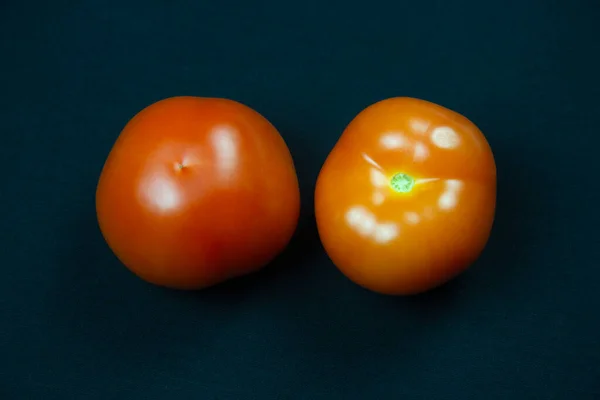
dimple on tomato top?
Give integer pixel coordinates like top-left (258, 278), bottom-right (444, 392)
top-left (315, 97), bottom-right (496, 295)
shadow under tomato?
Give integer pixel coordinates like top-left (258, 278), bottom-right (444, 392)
top-left (400, 275), bottom-right (468, 311)
top-left (396, 139), bottom-right (546, 306)
top-left (49, 202), bottom-right (325, 380)
top-left (459, 103), bottom-right (554, 296)
top-left (467, 155), bottom-right (548, 290)
top-left (173, 212), bottom-right (323, 304)
top-left (50, 209), bottom-right (235, 370)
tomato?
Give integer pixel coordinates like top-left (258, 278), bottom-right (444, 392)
top-left (315, 97), bottom-right (496, 295)
top-left (96, 96), bottom-right (300, 289)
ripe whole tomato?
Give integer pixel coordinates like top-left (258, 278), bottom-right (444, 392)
top-left (96, 96), bottom-right (300, 289)
top-left (315, 97), bottom-right (496, 295)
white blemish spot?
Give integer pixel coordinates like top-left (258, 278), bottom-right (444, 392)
top-left (431, 126), bottom-right (460, 149)
top-left (370, 168), bottom-right (388, 188)
top-left (142, 175), bottom-right (181, 212)
top-left (404, 212), bottom-right (420, 225)
top-left (345, 206), bottom-right (376, 236)
top-left (445, 179), bottom-right (463, 191)
top-left (211, 125), bottom-right (239, 177)
top-left (438, 192), bottom-right (458, 210)
top-left (413, 142), bottom-right (429, 161)
top-left (345, 206), bottom-right (366, 226)
top-left (380, 132), bottom-right (407, 149)
top-left (372, 192), bottom-right (385, 206)
top-left (373, 223), bottom-right (399, 243)
top-left (357, 216), bottom-right (376, 236)
top-left (437, 179), bottom-right (463, 211)
top-left (409, 118), bottom-right (430, 134)
top-left (345, 206), bottom-right (399, 243)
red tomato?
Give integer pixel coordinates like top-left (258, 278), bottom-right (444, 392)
top-left (96, 97), bottom-right (300, 289)
top-left (315, 97), bottom-right (496, 295)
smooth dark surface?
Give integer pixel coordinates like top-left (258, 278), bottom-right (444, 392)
top-left (1, 0), bottom-right (599, 398)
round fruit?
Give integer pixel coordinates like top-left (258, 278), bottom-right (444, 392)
top-left (315, 97), bottom-right (496, 295)
top-left (96, 96), bottom-right (300, 289)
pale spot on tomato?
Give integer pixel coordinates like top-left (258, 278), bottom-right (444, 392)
top-left (345, 206), bottom-right (376, 236)
top-left (373, 223), bottom-right (399, 243)
top-left (345, 206), bottom-right (365, 225)
top-left (445, 179), bottom-right (463, 191)
top-left (141, 175), bottom-right (181, 212)
top-left (437, 179), bottom-right (463, 211)
top-left (358, 217), bottom-right (376, 236)
top-left (380, 132), bottom-right (407, 149)
top-left (210, 124), bottom-right (239, 178)
top-left (431, 126), bottom-right (460, 149)
top-left (438, 192), bottom-right (457, 210)
top-left (370, 168), bottom-right (387, 188)
top-left (413, 142), bottom-right (429, 161)
top-left (346, 206), bottom-right (399, 243)
top-left (372, 192), bottom-right (385, 206)
top-left (409, 118), bottom-right (430, 134)
top-left (404, 211), bottom-right (420, 225)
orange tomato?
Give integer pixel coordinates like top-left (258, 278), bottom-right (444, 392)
top-left (96, 96), bottom-right (300, 289)
top-left (315, 97), bottom-right (496, 295)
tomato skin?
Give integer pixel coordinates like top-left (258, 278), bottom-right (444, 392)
top-left (96, 96), bottom-right (300, 289)
top-left (315, 97), bottom-right (496, 295)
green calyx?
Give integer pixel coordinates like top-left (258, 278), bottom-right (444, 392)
top-left (389, 173), bottom-right (415, 193)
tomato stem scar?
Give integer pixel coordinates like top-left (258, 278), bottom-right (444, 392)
top-left (390, 173), bottom-right (415, 193)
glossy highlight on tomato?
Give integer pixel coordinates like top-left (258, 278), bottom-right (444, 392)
top-left (315, 97), bottom-right (496, 295)
top-left (96, 96), bottom-right (300, 289)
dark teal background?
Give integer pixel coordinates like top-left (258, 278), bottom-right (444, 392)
top-left (2, 0), bottom-right (599, 398)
